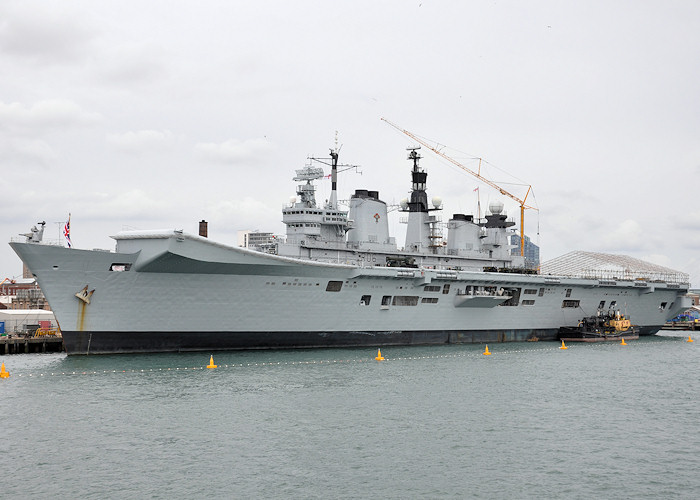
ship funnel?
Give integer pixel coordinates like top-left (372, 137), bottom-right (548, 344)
top-left (199, 220), bottom-right (208, 238)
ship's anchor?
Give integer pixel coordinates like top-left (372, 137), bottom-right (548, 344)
top-left (76, 285), bottom-right (95, 304)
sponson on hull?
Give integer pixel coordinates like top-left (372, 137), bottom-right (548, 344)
top-left (10, 145), bottom-right (691, 354)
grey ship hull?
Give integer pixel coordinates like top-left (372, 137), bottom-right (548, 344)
top-left (10, 232), bottom-right (689, 355)
top-left (62, 329), bottom-right (557, 355)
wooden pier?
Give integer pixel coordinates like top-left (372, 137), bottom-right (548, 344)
top-left (1, 335), bottom-right (64, 354)
top-left (661, 321), bottom-right (698, 331)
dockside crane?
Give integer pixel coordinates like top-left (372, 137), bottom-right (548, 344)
top-left (381, 118), bottom-right (537, 257)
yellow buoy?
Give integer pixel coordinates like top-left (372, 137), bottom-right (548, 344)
top-left (206, 355), bottom-right (217, 369)
top-left (559, 340), bottom-right (568, 350)
top-left (0, 362), bottom-right (9, 379)
top-left (620, 337), bottom-right (627, 346)
top-left (483, 345), bottom-right (491, 355)
top-left (688, 335), bottom-right (694, 343)
top-left (375, 348), bottom-right (384, 361)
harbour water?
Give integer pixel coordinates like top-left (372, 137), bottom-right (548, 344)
top-left (2, 332), bottom-right (698, 499)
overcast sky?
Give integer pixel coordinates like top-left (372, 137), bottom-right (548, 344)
top-left (2, 0), bottom-right (699, 285)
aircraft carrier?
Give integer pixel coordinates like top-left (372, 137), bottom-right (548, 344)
top-left (9, 144), bottom-right (691, 354)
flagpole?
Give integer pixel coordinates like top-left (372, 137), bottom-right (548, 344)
top-left (476, 158), bottom-right (482, 221)
top-left (64, 213), bottom-right (72, 248)
top-left (476, 188), bottom-right (481, 221)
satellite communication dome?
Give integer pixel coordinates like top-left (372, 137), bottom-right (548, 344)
top-left (489, 200), bottom-right (505, 215)
top-left (290, 196), bottom-right (297, 205)
top-left (400, 198), bottom-right (409, 210)
top-left (432, 196), bottom-right (442, 209)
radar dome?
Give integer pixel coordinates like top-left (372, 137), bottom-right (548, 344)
top-left (432, 196), bottom-right (442, 209)
top-left (489, 200), bottom-right (504, 215)
top-left (400, 198), bottom-right (409, 210)
top-left (289, 196), bottom-right (297, 205)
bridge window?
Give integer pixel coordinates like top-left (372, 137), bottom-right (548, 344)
top-left (109, 263), bottom-right (132, 272)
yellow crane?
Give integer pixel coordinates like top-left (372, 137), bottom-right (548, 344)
top-left (381, 117), bottom-right (537, 257)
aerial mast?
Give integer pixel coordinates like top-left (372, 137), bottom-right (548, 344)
top-left (381, 118), bottom-right (536, 257)
top-left (328, 131), bottom-right (339, 210)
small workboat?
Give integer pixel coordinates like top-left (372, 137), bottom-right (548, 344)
top-left (558, 309), bottom-right (639, 342)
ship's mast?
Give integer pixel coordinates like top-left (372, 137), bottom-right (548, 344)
top-left (401, 146), bottom-right (443, 252)
top-left (407, 147), bottom-right (428, 213)
top-left (329, 149), bottom-right (338, 210)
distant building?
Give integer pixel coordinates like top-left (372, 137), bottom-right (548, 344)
top-left (0, 309), bottom-right (57, 334)
top-left (0, 278), bottom-right (51, 310)
top-left (237, 230), bottom-right (278, 253)
top-left (510, 234), bottom-right (540, 269)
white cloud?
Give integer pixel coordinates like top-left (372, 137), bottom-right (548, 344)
top-left (93, 190), bottom-right (171, 220)
top-left (0, 3), bottom-right (96, 64)
top-left (0, 137), bottom-right (56, 166)
top-left (0, 100), bottom-right (101, 134)
top-left (207, 198), bottom-right (281, 232)
top-left (95, 43), bottom-right (169, 85)
top-left (195, 138), bottom-right (276, 165)
top-left (678, 211), bottom-right (700, 231)
top-left (640, 254), bottom-right (673, 268)
top-left (107, 130), bottom-right (175, 154)
top-left (598, 219), bottom-right (668, 255)
top-left (599, 219), bottom-right (643, 253)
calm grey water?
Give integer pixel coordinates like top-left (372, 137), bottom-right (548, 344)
top-left (2, 332), bottom-right (698, 499)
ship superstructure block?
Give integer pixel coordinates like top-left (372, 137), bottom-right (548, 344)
top-left (347, 190), bottom-right (396, 252)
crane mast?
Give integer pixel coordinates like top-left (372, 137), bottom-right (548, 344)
top-left (381, 118), bottom-right (536, 257)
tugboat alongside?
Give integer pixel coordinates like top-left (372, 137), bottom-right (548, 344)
top-left (8, 134), bottom-right (691, 354)
top-left (558, 309), bottom-right (640, 342)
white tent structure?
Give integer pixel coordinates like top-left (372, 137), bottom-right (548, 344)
top-left (541, 251), bottom-right (689, 284)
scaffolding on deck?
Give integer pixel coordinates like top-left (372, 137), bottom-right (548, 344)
top-left (540, 251), bottom-right (689, 284)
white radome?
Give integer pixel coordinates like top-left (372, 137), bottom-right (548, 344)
top-left (489, 200), bottom-right (504, 215)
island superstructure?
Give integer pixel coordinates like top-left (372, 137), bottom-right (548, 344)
top-left (10, 144), bottom-right (691, 354)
